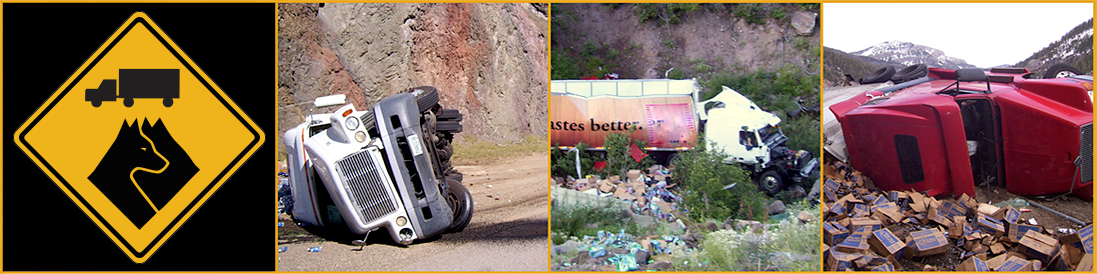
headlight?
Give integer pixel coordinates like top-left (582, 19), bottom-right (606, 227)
top-left (355, 131), bottom-right (367, 142)
top-left (345, 116), bottom-right (359, 130)
top-left (396, 216), bottom-right (407, 226)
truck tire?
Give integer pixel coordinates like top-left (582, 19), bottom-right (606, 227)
top-left (861, 66), bottom-right (896, 84)
top-left (405, 86), bottom-right (440, 113)
top-left (445, 178), bottom-right (473, 233)
top-left (757, 170), bottom-right (784, 195)
top-left (437, 121), bottom-right (463, 133)
top-left (438, 109), bottom-right (463, 121)
top-left (891, 64), bottom-right (928, 84)
top-left (124, 97), bottom-right (134, 107)
top-left (1044, 64), bottom-right (1082, 79)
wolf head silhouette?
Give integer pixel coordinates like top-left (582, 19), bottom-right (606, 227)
top-left (88, 118), bottom-right (198, 228)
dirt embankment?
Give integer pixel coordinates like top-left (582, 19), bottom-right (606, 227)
top-left (278, 3), bottom-right (548, 147)
top-left (552, 4), bottom-right (819, 79)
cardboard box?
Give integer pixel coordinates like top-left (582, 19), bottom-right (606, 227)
top-left (608, 175), bottom-right (621, 183)
top-left (835, 227), bottom-right (870, 253)
top-left (1060, 223), bottom-right (1093, 261)
top-left (869, 228), bottom-right (906, 258)
top-left (828, 201), bottom-right (848, 217)
top-left (1019, 229), bottom-right (1059, 264)
top-left (852, 203), bottom-right (870, 218)
top-left (905, 229), bottom-right (948, 258)
top-left (908, 192), bottom-right (927, 212)
top-left (823, 178), bottom-right (840, 202)
top-left (1006, 222), bottom-right (1043, 243)
top-left (992, 205), bottom-right (1021, 223)
top-left (974, 214), bottom-right (1006, 236)
top-left (849, 217), bottom-right (882, 233)
top-left (874, 207), bottom-right (903, 224)
top-left (1077, 253), bottom-right (1093, 271)
top-left (824, 221), bottom-right (850, 246)
top-left (597, 180), bottom-right (616, 193)
top-left (997, 256), bottom-right (1034, 271)
top-left (957, 256), bottom-right (990, 271)
top-left (626, 170), bottom-right (641, 181)
top-left (826, 246), bottom-right (862, 271)
top-left (926, 202), bottom-right (955, 227)
top-left (1049, 246), bottom-right (1074, 271)
top-left (956, 193), bottom-right (977, 215)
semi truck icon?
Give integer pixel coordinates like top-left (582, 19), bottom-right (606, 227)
top-left (85, 69), bottom-right (179, 107)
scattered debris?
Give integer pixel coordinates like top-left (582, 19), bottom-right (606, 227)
top-left (553, 165), bottom-right (683, 222)
top-left (823, 160), bottom-right (1094, 271)
top-left (306, 247), bottom-right (322, 253)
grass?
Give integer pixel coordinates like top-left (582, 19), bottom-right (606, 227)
top-left (670, 201), bottom-right (820, 271)
top-left (551, 203), bottom-right (640, 245)
top-left (452, 134), bottom-right (545, 165)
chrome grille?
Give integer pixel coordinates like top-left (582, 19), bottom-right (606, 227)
top-left (1081, 123), bottom-right (1093, 182)
top-left (337, 149), bottom-right (397, 224)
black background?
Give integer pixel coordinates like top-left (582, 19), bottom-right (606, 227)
top-left (4, 3), bottom-right (273, 271)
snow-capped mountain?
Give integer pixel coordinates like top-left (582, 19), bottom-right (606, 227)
top-left (851, 41), bottom-right (978, 70)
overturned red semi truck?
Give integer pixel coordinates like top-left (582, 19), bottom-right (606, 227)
top-left (829, 67), bottom-right (1093, 200)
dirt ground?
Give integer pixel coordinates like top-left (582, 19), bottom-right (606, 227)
top-left (552, 4), bottom-right (818, 80)
top-left (277, 153), bottom-right (549, 271)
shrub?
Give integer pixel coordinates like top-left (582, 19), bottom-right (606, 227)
top-left (675, 134), bottom-right (767, 222)
top-left (550, 203), bottom-right (638, 245)
top-left (550, 141), bottom-right (596, 179)
top-left (603, 130), bottom-right (655, 177)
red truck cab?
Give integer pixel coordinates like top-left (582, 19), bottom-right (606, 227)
top-left (830, 67), bottom-right (1092, 200)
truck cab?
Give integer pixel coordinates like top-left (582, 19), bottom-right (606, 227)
top-left (283, 88), bottom-right (472, 245)
top-left (830, 67), bottom-right (1093, 200)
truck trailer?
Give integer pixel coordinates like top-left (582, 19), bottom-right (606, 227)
top-left (550, 79), bottom-right (818, 194)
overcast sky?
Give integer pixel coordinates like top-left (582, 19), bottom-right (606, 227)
top-left (824, 3), bottom-right (1093, 68)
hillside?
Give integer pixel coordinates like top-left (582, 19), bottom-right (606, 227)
top-left (278, 3), bottom-right (548, 149)
top-left (851, 41), bottom-right (977, 70)
top-left (1013, 18), bottom-right (1094, 77)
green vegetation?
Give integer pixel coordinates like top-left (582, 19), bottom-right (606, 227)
top-left (551, 203), bottom-right (639, 245)
top-left (769, 7), bottom-right (786, 21)
top-left (636, 3), bottom-right (699, 26)
top-left (731, 3), bottom-right (768, 25)
top-left (700, 65), bottom-right (820, 153)
top-left (603, 130), bottom-right (655, 178)
top-left (663, 38), bottom-right (677, 50)
top-left (671, 200), bottom-right (820, 271)
top-left (667, 68), bottom-right (686, 80)
top-left (675, 134), bottom-right (767, 222)
top-left (551, 48), bottom-right (582, 80)
top-left (452, 134), bottom-right (546, 165)
top-left (550, 142), bottom-right (595, 180)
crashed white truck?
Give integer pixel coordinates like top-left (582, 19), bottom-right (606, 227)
top-left (550, 79), bottom-right (818, 194)
top-left (282, 87), bottom-right (472, 245)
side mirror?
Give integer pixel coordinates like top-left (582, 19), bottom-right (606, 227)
top-left (314, 94), bottom-right (348, 108)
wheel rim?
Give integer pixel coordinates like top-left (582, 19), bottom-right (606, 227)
top-left (1055, 70), bottom-right (1077, 78)
top-left (446, 192), bottom-right (458, 215)
top-left (763, 176), bottom-right (779, 190)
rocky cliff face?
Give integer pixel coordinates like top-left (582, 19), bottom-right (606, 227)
top-left (278, 3), bottom-right (548, 146)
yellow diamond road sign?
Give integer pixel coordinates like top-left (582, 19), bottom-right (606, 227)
top-left (13, 13), bottom-right (264, 263)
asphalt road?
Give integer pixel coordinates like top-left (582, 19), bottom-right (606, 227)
top-left (277, 153), bottom-right (549, 271)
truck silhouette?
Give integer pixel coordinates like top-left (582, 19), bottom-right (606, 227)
top-left (85, 69), bottom-right (179, 107)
